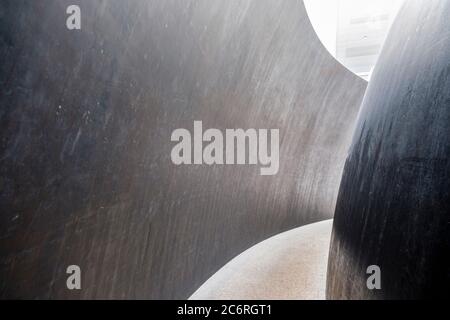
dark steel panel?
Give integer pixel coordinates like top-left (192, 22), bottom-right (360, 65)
top-left (0, 0), bottom-right (366, 299)
top-left (327, 0), bottom-right (450, 299)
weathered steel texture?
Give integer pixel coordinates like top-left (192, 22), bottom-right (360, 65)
top-left (0, 0), bottom-right (366, 299)
top-left (327, 0), bottom-right (450, 300)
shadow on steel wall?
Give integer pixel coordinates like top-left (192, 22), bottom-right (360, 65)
top-left (0, 0), bottom-right (366, 299)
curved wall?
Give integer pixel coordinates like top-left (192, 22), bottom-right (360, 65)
top-left (327, 0), bottom-right (450, 299)
top-left (0, 0), bottom-right (366, 299)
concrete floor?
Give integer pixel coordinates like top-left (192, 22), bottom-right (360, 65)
top-left (190, 220), bottom-right (333, 300)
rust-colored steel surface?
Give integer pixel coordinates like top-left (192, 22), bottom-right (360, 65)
top-left (0, 0), bottom-right (366, 299)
